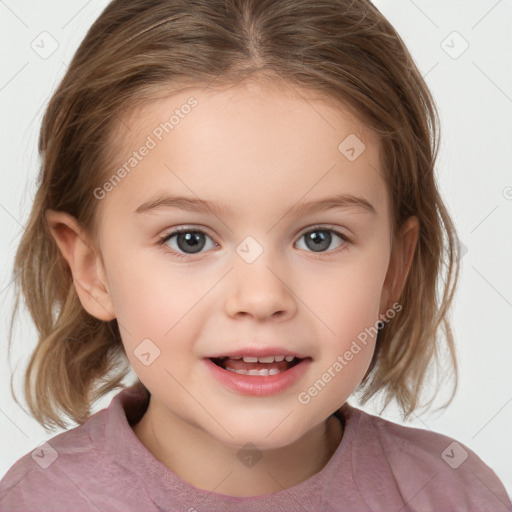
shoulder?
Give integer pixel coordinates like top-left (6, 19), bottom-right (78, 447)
top-left (0, 412), bottom-right (107, 511)
top-left (0, 386), bottom-right (153, 511)
top-left (345, 405), bottom-right (512, 511)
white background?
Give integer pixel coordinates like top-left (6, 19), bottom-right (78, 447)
top-left (1, 0), bottom-right (511, 501)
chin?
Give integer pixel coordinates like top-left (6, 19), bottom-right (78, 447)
top-left (206, 413), bottom-right (312, 452)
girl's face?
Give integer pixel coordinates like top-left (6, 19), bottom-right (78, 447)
top-left (94, 80), bottom-right (408, 449)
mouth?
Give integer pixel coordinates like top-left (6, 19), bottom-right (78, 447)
top-left (208, 355), bottom-right (305, 376)
top-left (204, 350), bottom-right (312, 396)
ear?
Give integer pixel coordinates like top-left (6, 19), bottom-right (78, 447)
top-left (379, 216), bottom-right (419, 314)
top-left (45, 209), bottom-right (115, 321)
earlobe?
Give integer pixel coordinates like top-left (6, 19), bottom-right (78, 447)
top-left (379, 216), bottom-right (419, 313)
top-left (45, 209), bottom-right (116, 321)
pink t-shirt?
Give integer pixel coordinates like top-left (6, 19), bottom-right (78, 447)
top-left (1, 384), bottom-right (510, 511)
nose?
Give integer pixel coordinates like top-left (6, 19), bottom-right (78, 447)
top-left (224, 254), bottom-right (298, 322)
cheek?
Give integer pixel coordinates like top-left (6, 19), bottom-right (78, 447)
top-left (106, 263), bottom-right (208, 397)
top-left (300, 250), bottom-right (388, 334)
top-left (295, 250), bottom-right (388, 404)
top-left (105, 258), bottom-right (214, 354)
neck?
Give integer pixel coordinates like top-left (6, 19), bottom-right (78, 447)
top-left (132, 399), bottom-right (344, 497)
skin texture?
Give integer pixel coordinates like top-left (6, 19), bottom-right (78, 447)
top-left (45, 79), bottom-right (418, 496)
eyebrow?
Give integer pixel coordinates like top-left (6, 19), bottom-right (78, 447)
top-left (133, 193), bottom-right (376, 217)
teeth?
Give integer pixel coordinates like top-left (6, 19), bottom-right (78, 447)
top-left (240, 355), bottom-right (295, 364)
top-left (225, 367), bottom-right (282, 376)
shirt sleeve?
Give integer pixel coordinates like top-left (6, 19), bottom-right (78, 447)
top-left (372, 416), bottom-right (512, 511)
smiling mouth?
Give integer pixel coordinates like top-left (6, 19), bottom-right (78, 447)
top-left (209, 355), bottom-right (304, 376)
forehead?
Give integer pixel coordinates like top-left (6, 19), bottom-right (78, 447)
top-left (97, 80), bottom-right (387, 223)
top-left (115, 79), bottom-right (374, 154)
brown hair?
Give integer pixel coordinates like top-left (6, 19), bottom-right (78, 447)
top-left (7, 0), bottom-right (460, 430)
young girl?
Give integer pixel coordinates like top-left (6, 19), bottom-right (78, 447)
top-left (1, 0), bottom-right (510, 510)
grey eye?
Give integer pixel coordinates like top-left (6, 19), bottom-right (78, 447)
top-left (163, 230), bottom-right (216, 254)
top-left (296, 229), bottom-right (346, 253)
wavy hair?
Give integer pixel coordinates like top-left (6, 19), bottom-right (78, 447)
top-left (7, 0), bottom-right (460, 430)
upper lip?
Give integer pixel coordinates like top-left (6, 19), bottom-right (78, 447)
top-left (205, 346), bottom-right (309, 359)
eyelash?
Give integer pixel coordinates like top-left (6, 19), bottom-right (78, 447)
top-left (156, 225), bottom-right (352, 261)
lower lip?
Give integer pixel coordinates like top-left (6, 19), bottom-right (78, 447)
top-left (203, 358), bottom-right (312, 396)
